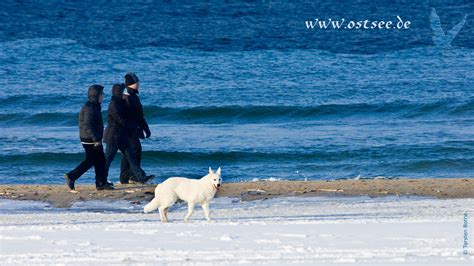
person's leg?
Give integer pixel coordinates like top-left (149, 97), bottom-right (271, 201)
top-left (104, 142), bottom-right (119, 180)
top-left (66, 144), bottom-right (94, 181)
top-left (119, 133), bottom-right (145, 182)
top-left (130, 134), bottom-right (146, 176)
top-left (133, 136), bottom-right (143, 168)
top-left (118, 141), bottom-right (145, 181)
top-left (119, 152), bottom-right (130, 183)
top-left (90, 144), bottom-right (107, 187)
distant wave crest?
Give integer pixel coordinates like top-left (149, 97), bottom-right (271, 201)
top-left (1, 99), bottom-right (473, 126)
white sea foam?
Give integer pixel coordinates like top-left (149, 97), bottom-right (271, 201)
top-left (251, 177), bottom-right (282, 182)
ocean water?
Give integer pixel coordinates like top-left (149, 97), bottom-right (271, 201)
top-left (0, 2), bottom-right (473, 184)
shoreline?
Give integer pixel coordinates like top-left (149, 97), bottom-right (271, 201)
top-left (0, 178), bottom-right (473, 208)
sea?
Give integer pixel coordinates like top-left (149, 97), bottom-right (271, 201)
top-left (0, 1), bottom-right (473, 184)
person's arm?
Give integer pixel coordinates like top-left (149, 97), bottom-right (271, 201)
top-left (138, 102), bottom-right (151, 138)
top-left (109, 102), bottom-right (128, 128)
top-left (82, 105), bottom-right (100, 142)
top-left (140, 116), bottom-right (151, 138)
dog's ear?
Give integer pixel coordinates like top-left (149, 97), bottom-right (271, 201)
top-left (216, 167), bottom-right (221, 176)
top-left (209, 167), bottom-right (214, 175)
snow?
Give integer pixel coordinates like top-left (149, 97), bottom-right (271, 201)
top-left (1, 196), bottom-right (473, 265)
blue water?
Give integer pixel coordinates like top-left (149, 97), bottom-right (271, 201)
top-left (0, 2), bottom-right (473, 184)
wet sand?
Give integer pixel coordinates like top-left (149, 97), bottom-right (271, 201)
top-left (0, 178), bottom-right (473, 208)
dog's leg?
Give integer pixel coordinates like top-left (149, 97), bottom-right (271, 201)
top-left (159, 207), bottom-right (168, 223)
top-left (158, 207), bottom-right (164, 222)
top-left (184, 202), bottom-right (195, 222)
top-left (201, 202), bottom-right (211, 222)
top-left (164, 207), bottom-right (169, 222)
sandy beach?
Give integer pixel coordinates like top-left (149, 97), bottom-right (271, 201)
top-left (1, 178), bottom-right (473, 208)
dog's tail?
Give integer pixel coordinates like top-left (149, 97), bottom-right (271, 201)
top-left (144, 197), bottom-right (160, 213)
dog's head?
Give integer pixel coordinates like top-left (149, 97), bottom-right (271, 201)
top-left (208, 167), bottom-right (222, 191)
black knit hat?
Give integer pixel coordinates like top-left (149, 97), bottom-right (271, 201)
top-left (111, 83), bottom-right (126, 97)
top-left (87, 84), bottom-right (104, 103)
top-left (124, 72), bottom-right (139, 86)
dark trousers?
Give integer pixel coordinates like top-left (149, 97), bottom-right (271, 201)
top-left (105, 138), bottom-right (144, 182)
top-left (119, 133), bottom-right (146, 183)
top-left (67, 144), bottom-right (106, 187)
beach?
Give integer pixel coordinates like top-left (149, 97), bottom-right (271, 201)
top-left (1, 190), bottom-right (473, 265)
top-left (2, 179), bottom-right (473, 264)
top-left (1, 178), bottom-right (473, 208)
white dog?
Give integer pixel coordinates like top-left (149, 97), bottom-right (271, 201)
top-left (144, 167), bottom-right (222, 222)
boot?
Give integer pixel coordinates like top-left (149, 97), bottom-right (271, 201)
top-left (96, 181), bottom-right (114, 190)
top-left (130, 175), bottom-right (155, 184)
top-left (64, 174), bottom-right (75, 191)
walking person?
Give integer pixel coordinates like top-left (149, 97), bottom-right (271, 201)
top-left (103, 83), bottom-right (148, 183)
top-left (64, 85), bottom-right (114, 191)
top-left (119, 72), bottom-right (154, 184)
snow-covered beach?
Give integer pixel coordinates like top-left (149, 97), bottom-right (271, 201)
top-left (1, 196), bottom-right (473, 265)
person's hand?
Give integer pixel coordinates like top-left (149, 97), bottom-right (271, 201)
top-left (144, 128), bottom-right (151, 138)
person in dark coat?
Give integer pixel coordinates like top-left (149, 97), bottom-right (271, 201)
top-left (64, 85), bottom-right (114, 191)
top-left (119, 72), bottom-right (154, 184)
top-left (103, 83), bottom-right (148, 183)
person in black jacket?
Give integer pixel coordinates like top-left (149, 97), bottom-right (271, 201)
top-left (104, 84), bottom-right (148, 183)
top-left (64, 85), bottom-right (114, 191)
top-left (119, 72), bottom-right (154, 184)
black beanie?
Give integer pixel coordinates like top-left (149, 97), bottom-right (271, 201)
top-left (87, 84), bottom-right (104, 102)
top-left (124, 72), bottom-right (139, 86)
top-left (111, 83), bottom-right (125, 97)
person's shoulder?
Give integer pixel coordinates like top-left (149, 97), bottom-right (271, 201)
top-left (82, 101), bottom-right (100, 111)
top-left (108, 98), bottom-right (122, 110)
top-left (81, 101), bottom-right (90, 109)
